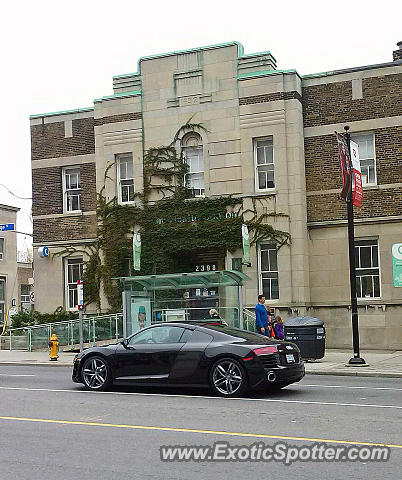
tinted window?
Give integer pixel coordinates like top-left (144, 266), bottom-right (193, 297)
top-left (203, 326), bottom-right (274, 344)
top-left (188, 330), bottom-right (213, 344)
top-left (129, 326), bottom-right (186, 345)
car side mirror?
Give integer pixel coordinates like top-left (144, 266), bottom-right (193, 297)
top-left (121, 339), bottom-right (129, 348)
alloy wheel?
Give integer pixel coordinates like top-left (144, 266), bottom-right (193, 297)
top-left (212, 360), bottom-right (243, 396)
top-left (82, 357), bottom-right (108, 390)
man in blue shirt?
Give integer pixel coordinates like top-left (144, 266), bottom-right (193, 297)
top-left (255, 294), bottom-right (270, 336)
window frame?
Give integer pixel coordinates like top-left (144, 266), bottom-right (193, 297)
top-left (258, 243), bottom-right (279, 301)
top-left (20, 284), bottom-right (31, 304)
top-left (0, 237), bottom-right (4, 261)
top-left (63, 167), bottom-right (82, 213)
top-left (355, 238), bottom-right (381, 299)
top-left (253, 137), bottom-right (275, 192)
top-left (351, 132), bottom-right (377, 187)
top-left (183, 145), bottom-right (205, 197)
top-left (116, 153), bottom-right (135, 205)
top-left (64, 256), bottom-right (83, 311)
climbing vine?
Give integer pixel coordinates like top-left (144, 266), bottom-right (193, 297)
top-left (79, 120), bottom-right (290, 311)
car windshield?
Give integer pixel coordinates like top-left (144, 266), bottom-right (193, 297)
top-left (202, 326), bottom-right (276, 344)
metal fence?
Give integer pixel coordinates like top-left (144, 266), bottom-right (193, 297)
top-left (1, 308), bottom-right (256, 352)
top-left (1, 314), bottom-right (123, 352)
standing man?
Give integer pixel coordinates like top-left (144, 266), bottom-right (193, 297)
top-left (255, 295), bottom-right (270, 336)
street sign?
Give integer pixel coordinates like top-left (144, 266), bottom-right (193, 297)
top-left (38, 246), bottom-right (50, 258)
top-left (392, 243), bottom-right (402, 287)
top-left (0, 223), bottom-right (15, 231)
top-left (77, 280), bottom-right (84, 309)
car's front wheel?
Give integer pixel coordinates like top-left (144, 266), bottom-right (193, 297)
top-left (209, 358), bottom-right (247, 398)
top-left (81, 355), bottom-right (111, 391)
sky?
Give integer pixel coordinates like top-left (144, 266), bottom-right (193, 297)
top-left (0, 0), bottom-right (400, 251)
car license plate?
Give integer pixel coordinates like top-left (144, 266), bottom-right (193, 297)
top-left (286, 354), bottom-right (295, 363)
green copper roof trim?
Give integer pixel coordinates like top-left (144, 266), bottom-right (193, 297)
top-left (113, 72), bottom-right (141, 80)
top-left (113, 41), bottom-right (245, 79)
top-left (94, 89), bottom-right (142, 103)
top-left (238, 49), bottom-right (277, 63)
top-left (238, 69), bottom-right (298, 80)
top-left (30, 107), bottom-right (94, 119)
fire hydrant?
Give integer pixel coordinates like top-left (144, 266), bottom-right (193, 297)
top-left (49, 333), bottom-right (59, 361)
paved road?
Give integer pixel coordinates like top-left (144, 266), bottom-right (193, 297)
top-left (0, 365), bottom-right (401, 479)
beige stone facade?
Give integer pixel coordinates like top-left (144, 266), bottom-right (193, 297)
top-left (30, 41), bottom-right (402, 349)
top-left (0, 205), bottom-right (33, 325)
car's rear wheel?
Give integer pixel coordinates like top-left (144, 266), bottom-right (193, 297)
top-left (81, 355), bottom-right (111, 391)
top-left (210, 358), bottom-right (247, 398)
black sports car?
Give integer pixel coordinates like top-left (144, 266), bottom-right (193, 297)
top-left (72, 320), bottom-right (305, 397)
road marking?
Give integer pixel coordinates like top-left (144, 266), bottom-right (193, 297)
top-left (0, 386), bottom-right (401, 410)
top-left (0, 375), bottom-right (36, 377)
top-left (303, 384), bottom-right (402, 392)
top-left (0, 415), bottom-right (400, 449)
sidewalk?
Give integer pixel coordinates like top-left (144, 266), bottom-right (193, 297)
top-left (0, 348), bottom-right (401, 378)
top-left (304, 349), bottom-right (402, 378)
top-left (0, 350), bottom-right (76, 367)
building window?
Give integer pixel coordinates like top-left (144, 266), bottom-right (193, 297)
top-left (65, 257), bottom-right (83, 310)
top-left (260, 243), bottom-right (279, 300)
top-left (117, 154), bottom-right (135, 204)
top-left (21, 285), bottom-right (30, 304)
top-left (0, 278), bottom-right (5, 324)
top-left (231, 257), bottom-right (243, 273)
top-left (254, 138), bottom-right (274, 190)
top-left (63, 167), bottom-right (81, 212)
top-left (0, 238), bottom-right (4, 261)
top-left (182, 133), bottom-right (204, 197)
top-left (355, 239), bottom-right (380, 298)
top-left (351, 133), bottom-right (376, 186)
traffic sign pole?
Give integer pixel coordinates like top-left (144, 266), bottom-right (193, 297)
top-left (77, 281), bottom-right (84, 352)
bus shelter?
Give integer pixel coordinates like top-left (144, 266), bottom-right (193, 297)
top-left (116, 270), bottom-right (249, 337)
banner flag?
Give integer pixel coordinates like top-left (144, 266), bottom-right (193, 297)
top-left (242, 224), bottom-right (251, 266)
top-left (350, 140), bottom-right (363, 208)
top-left (392, 243), bottom-right (402, 287)
top-left (133, 233), bottom-right (141, 272)
top-left (336, 132), bottom-right (352, 202)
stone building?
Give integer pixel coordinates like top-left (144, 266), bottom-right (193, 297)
top-left (30, 41), bottom-right (402, 349)
top-left (0, 204), bottom-right (33, 327)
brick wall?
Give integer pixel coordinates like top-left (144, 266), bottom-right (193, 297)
top-left (307, 188), bottom-right (402, 222)
top-left (31, 117), bottom-right (95, 160)
top-left (33, 215), bottom-right (97, 243)
top-left (32, 163), bottom-right (97, 216)
top-left (239, 91), bottom-right (302, 105)
top-left (80, 163), bottom-right (97, 211)
top-left (32, 166), bottom-right (63, 216)
top-left (303, 74), bottom-right (402, 127)
top-left (305, 126), bottom-right (402, 193)
top-left (94, 112), bottom-right (142, 126)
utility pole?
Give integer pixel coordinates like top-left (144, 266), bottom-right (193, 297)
top-left (344, 126), bottom-right (366, 365)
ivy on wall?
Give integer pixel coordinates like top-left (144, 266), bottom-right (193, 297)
top-left (80, 121), bottom-right (290, 311)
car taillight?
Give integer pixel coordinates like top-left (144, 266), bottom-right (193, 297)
top-left (253, 346), bottom-right (277, 355)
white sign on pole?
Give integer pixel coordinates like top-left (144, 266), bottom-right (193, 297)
top-left (77, 280), bottom-right (84, 310)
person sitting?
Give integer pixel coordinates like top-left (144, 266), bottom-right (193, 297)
top-left (209, 308), bottom-right (220, 319)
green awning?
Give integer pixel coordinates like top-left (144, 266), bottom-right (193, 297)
top-left (115, 270), bottom-right (249, 292)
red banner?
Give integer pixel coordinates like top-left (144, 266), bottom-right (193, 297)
top-left (350, 140), bottom-right (363, 208)
top-left (336, 132), bottom-right (352, 202)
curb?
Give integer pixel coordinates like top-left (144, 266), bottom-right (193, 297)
top-left (305, 370), bottom-right (402, 379)
top-left (0, 361), bottom-right (73, 367)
